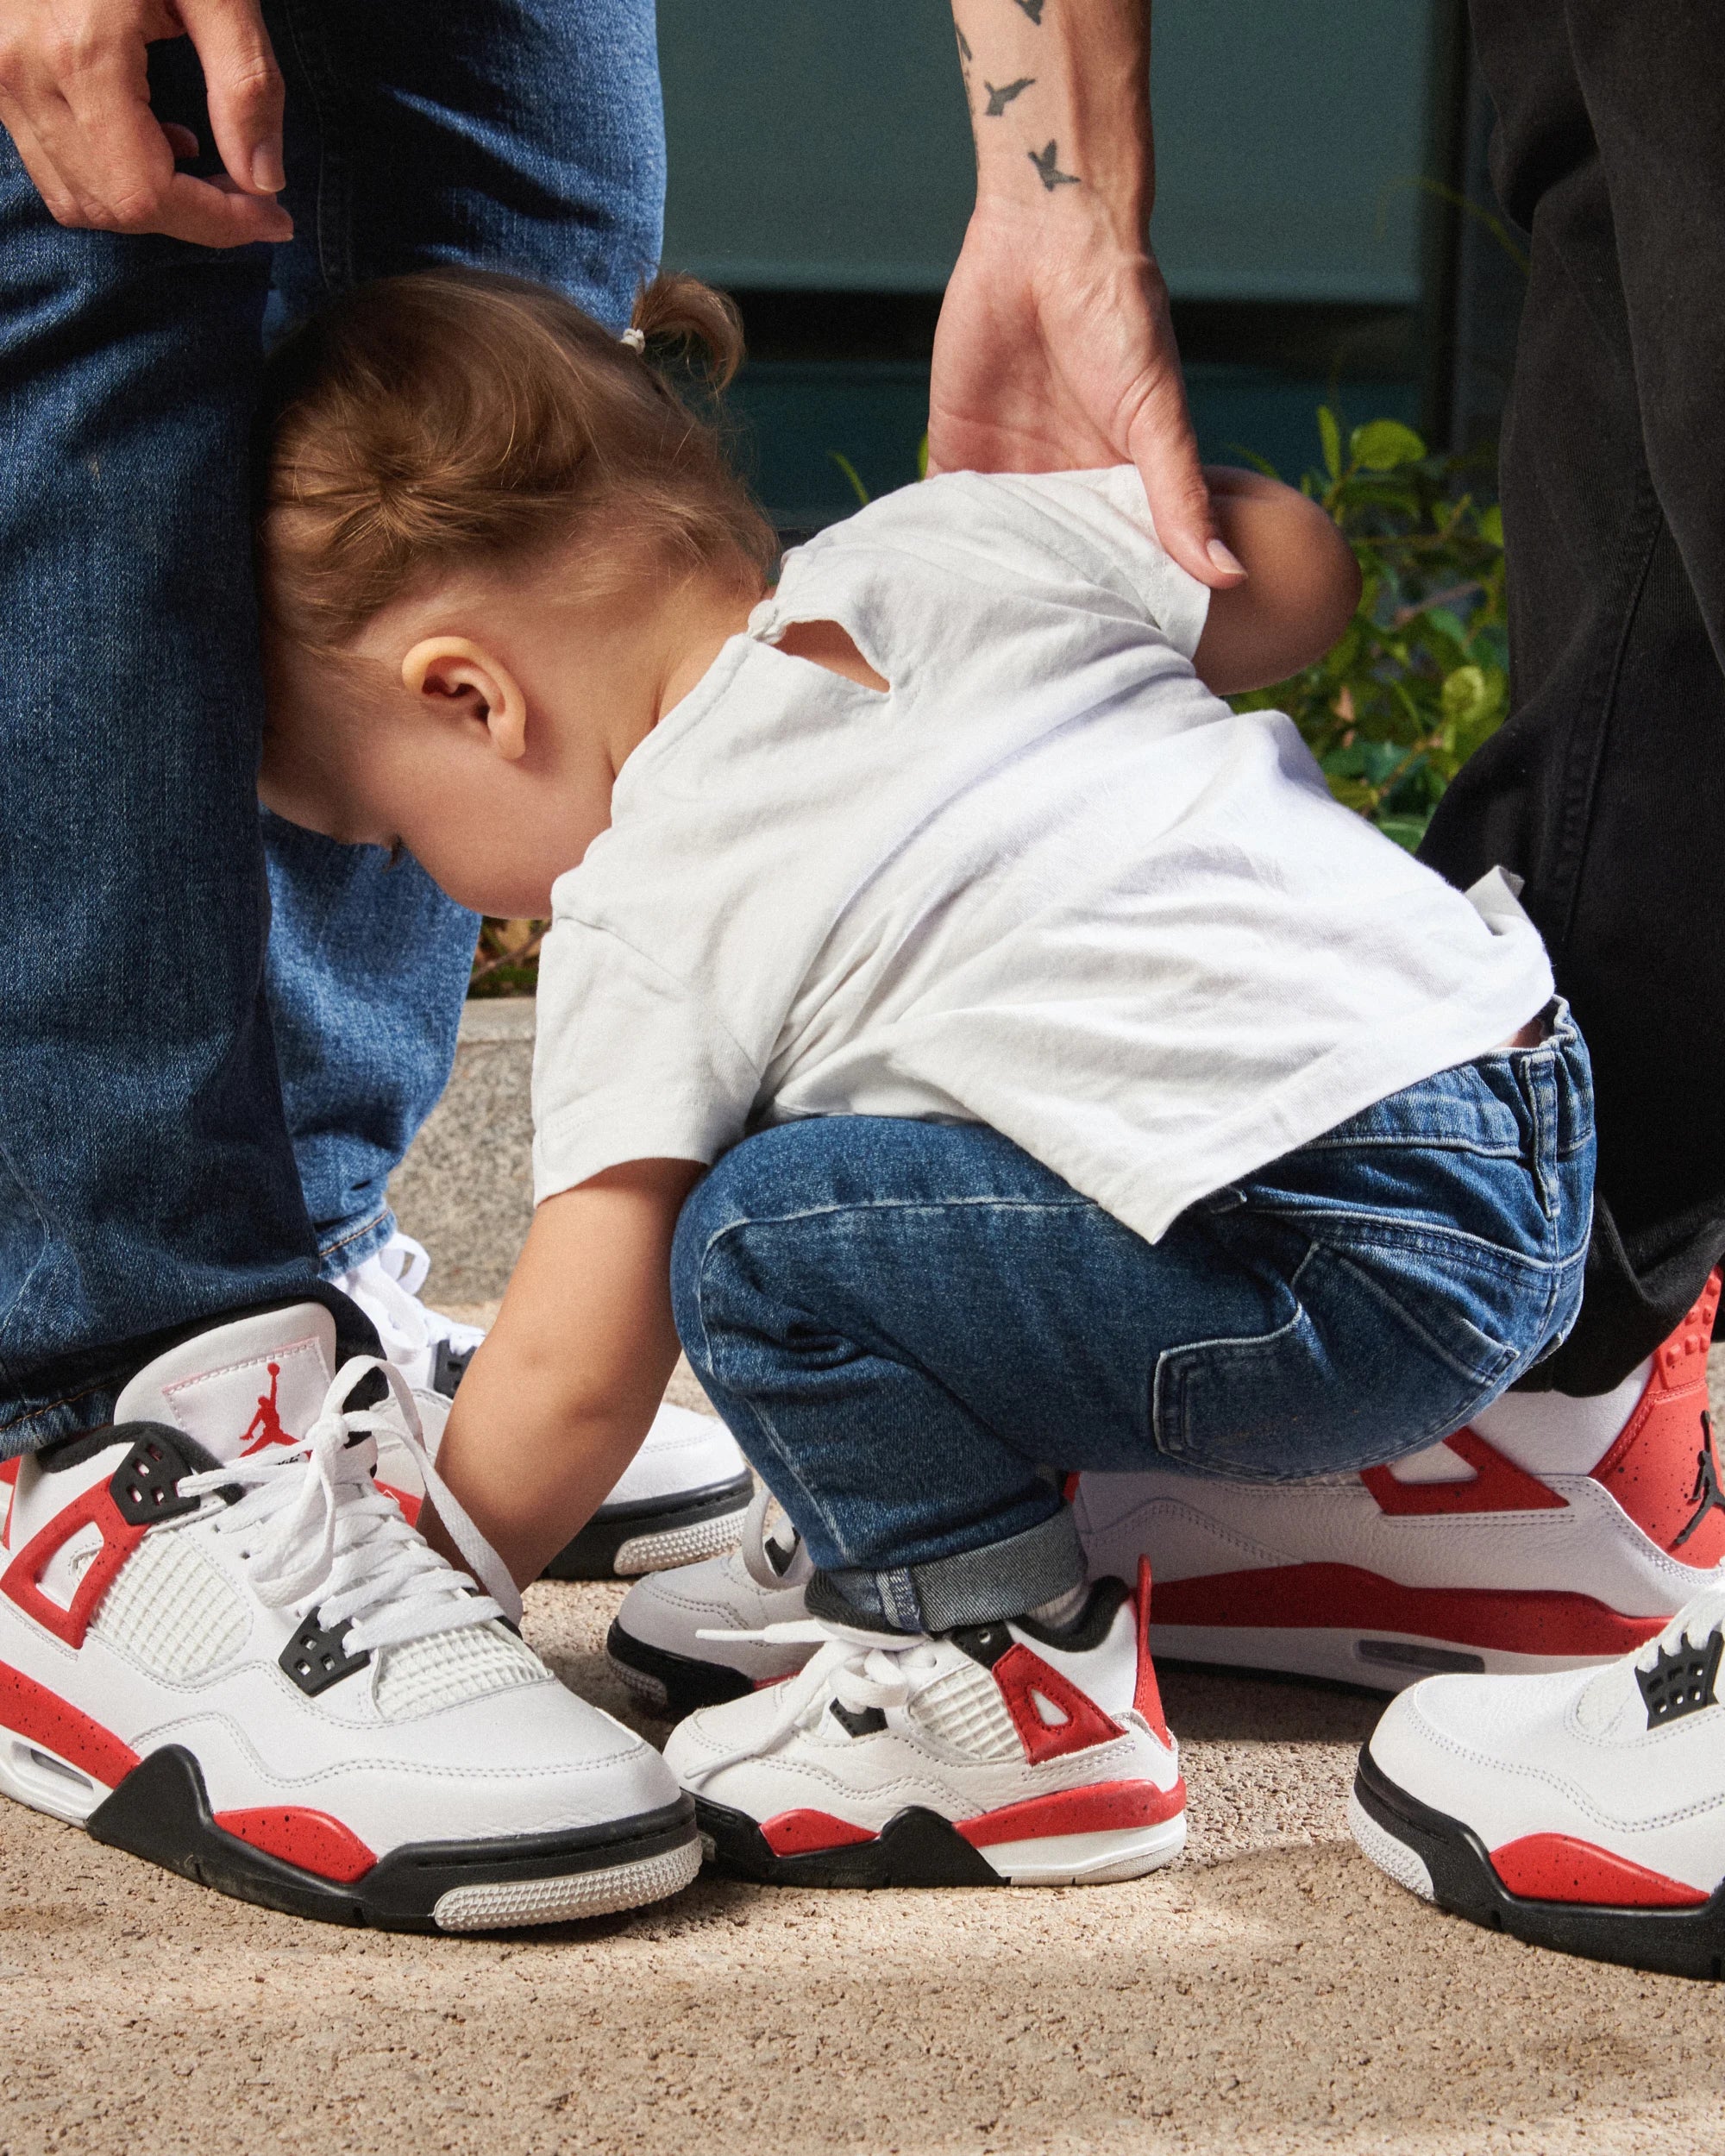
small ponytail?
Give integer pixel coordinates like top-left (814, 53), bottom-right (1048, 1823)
top-left (629, 271), bottom-right (746, 389)
top-left (258, 266), bottom-right (775, 651)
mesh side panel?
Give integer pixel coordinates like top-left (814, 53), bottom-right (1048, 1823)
top-left (909, 1663), bottom-right (1022, 1760)
top-left (373, 1620), bottom-right (548, 1719)
top-left (89, 1530), bottom-right (248, 1681)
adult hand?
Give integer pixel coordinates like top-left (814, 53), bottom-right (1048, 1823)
top-left (0, 0), bottom-right (292, 248)
top-left (928, 202), bottom-right (1242, 588)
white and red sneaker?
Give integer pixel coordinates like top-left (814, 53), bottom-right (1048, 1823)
top-left (1076, 1276), bottom-right (1725, 1690)
top-left (608, 1487), bottom-right (816, 1714)
top-left (0, 1304), bottom-right (699, 1931)
top-left (662, 1562), bottom-right (1184, 1888)
top-left (1352, 1579), bottom-right (1725, 1978)
top-left (332, 1233), bottom-right (489, 1399)
top-left (348, 1233), bottom-right (753, 1579)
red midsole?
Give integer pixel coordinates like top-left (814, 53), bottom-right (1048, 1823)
top-left (1490, 1832), bottom-right (1712, 1909)
top-left (1153, 1563), bottom-right (1667, 1656)
top-left (0, 1661), bottom-right (139, 1788)
top-left (214, 1804), bottom-right (377, 1883)
top-left (759, 1777), bottom-right (1186, 1859)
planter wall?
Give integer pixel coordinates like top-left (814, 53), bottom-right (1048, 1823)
top-left (388, 998), bottom-right (535, 1303)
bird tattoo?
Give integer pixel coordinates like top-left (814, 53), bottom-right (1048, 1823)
top-left (1013, 0), bottom-right (1046, 22)
top-left (1028, 140), bottom-right (1079, 191)
top-left (984, 76), bottom-right (1035, 116)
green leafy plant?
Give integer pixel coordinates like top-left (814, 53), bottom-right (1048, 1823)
top-left (468, 915), bottom-right (548, 999)
top-left (1230, 411), bottom-right (1506, 852)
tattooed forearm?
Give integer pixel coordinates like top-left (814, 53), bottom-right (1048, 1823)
top-left (952, 0), bottom-right (1145, 218)
top-left (1028, 140), bottom-right (1079, 190)
top-left (983, 76), bottom-right (1035, 115)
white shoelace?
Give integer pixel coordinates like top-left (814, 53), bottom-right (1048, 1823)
top-left (680, 1615), bottom-right (938, 1788)
top-left (737, 1483), bottom-right (812, 1592)
top-left (182, 1355), bottom-right (524, 1649)
top-left (334, 1233), bottom-right (485, 1364)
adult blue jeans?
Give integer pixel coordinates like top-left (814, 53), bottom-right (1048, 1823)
top-left (673, 1012), bottom-right (1595, 1633)
top-left (0, 2), bottom-right (662, 1454)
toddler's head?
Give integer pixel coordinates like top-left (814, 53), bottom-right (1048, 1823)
top-left (255, 268), bottom-right (776, 915)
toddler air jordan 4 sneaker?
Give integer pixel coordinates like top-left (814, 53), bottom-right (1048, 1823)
top-left (1352, 1580), bottom-right (1725, 1978)
top-left (663, 1561), bottom-right (1184, 1888)
top-left (1078, 1275), bottom-right (1725, 1690)
top-left (0, 1304), bottom-right (699, 1930)
top-left (342, 1231), bottom-right (754, 1577)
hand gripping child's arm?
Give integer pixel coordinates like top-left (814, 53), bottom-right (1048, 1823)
top-left (1190, 466), bottom-right (1363, 698)
top-left (425, 1158), bottom-right (706, 1589)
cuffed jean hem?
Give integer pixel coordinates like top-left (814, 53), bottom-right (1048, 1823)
top-left (808, 1505), bottom-right (1087, 1634)
top-left (315, 1204), bottom-right (397, 1280)
top-left (0, 1367), bottom-right (133, 1460)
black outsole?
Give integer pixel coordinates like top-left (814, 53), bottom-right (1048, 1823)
top-left (605, 1619), bottom-right (757, 1714)
top-left (541, 1474), bottom-right (754, 1581)
top-left (85, 1745), bottom-right (699, 1933)
top-left (697, 1795), bottom-right (1001, 1888)
top-left (1354, 1744), bottom-right (1725, 1981)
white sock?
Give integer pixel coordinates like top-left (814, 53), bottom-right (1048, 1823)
top-left (1466, 1357), bottom-right (1654, 1476)
top-left (1027, 1581), bottom-right (1089, 1630)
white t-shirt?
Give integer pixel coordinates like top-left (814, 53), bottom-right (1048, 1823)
top-left (532, 467), bottom-right (1552, 1244)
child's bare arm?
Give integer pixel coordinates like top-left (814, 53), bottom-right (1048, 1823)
top-left (426, 1157), bottom-right (705, 1587)
top-left (1189, 466), bottom-right (1361, 697)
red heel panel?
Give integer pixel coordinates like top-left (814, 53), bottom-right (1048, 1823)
top-left (1592, 1270), bottom-right (1725, 1565)
top-left (1133, 1557), bottom-right (1171, 1744)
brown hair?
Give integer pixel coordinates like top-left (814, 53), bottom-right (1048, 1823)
top-left (255, 267), bottom-right (777, 649)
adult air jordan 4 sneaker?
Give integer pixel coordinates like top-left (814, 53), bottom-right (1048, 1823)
top-left (0, 1304), bottom-right (699, 1930)
top-left (1078, 1275), bottom-right (1725, 1689)
top-left (1352, 1578), bottom-right (1725, 1979)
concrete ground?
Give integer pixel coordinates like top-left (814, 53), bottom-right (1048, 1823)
top-left (3, 1336), bottom-right (1725, 2155)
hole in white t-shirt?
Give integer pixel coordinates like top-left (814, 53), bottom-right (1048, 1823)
top-left (770, 617), bottom-right (891, 695)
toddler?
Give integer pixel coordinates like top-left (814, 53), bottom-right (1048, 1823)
top-left (256, 268), bottom-right (1590, 1888)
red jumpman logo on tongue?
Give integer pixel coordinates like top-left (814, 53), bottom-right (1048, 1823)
top-left (239, 1362), bottom-right (292, 1456)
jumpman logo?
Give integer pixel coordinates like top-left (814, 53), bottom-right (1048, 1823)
top-left (239, 1361), bottom-right (290, 1456)
top-left (1673, 1410), bottom-right (1725, 1550)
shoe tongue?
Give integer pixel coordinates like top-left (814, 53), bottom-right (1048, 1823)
top-left (1574, 1653), bottom-right (1643, 1737)
top-left (113, 1303), bottom-right (339, 1466)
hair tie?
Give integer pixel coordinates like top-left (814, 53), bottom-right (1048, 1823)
top-left (619, 326), bottom-right (647, 354)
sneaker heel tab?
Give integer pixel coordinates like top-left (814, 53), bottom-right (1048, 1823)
top-left (1594, 1288), bottom-right (1725, 1566)
top-left (1134, 1556), bottom-right (1171, 1744)
top-left (1656, 1268), bottom-right (1722, 1387)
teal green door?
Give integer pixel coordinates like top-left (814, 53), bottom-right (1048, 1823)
top-left (659, 1), bottom-right (1440, 522)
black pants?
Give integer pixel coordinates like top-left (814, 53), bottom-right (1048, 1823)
top-left (1421, 0), bottom-right (1725, 1392)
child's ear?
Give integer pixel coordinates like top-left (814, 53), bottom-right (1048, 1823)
top-left (400, 636), bottom-right (529, 761)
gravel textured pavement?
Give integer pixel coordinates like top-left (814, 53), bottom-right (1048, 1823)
top-left (3, 1348), bottom-right (1722, 2156)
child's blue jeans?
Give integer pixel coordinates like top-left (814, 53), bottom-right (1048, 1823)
top-left (672, 1009), bottom-right (1595, 1632)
